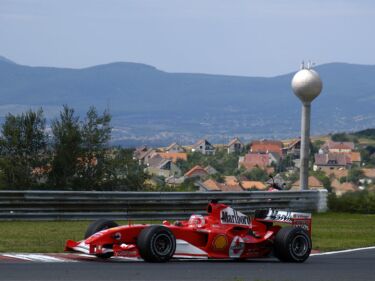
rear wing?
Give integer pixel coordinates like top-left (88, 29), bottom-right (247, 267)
top-left (255, 209), bottom-right (312, 235)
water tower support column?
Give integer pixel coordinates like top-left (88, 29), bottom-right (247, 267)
top-left (300, 102), bottom-right (311, 190)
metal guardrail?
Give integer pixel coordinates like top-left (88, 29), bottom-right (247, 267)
top-left (0, 190), bottom-right (328, 221)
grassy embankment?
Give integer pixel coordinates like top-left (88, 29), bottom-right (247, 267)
top-left (0, 213), bottom-right (374, 253)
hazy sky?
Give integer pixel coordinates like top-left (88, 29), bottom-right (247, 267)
top-left (1, 0), bottom-right (374, 76)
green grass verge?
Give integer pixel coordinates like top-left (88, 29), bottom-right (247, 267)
top-left (0, 213), bottom-right (374, 253)
top-left (311, 212), bottom-right (375, 252)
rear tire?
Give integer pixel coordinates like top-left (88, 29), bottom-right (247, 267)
top-left (84, 219), bottom-right (119, 259)
top-left (274, 227), bottom-right (311, 263)
top-left (137, 225), bottom-right (176, 262)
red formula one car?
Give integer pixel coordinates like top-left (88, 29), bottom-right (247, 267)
top-left (65, 201), bottom-right (312, 262)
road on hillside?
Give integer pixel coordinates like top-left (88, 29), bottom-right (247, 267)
top-left (0, 249), bottom-right (374, 281)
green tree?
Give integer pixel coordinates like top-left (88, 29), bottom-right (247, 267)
top-left (0, 109), bottom-right (47, 188)
top-left (311, 170), bottom-right (332, 192)
top-left (49, 106), bottom-right (82, 188)
top-left (242, 167), bottom-right (269, 181)
top-left (331, 133), bottom-right (350, 142)
top-left (100, 148), bottom-right (148, 191)
top-left (77, 107), bottom-right (112, 188)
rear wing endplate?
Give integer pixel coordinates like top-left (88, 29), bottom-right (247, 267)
top-left (255, 209), bottom-right (312, 234)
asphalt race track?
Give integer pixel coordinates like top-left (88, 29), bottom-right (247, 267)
top-left (0, 248), bottom-right (374, 281)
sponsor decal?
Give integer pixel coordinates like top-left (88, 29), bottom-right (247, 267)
top-left (262, 210), bottom-right (311, 223)
top-left (220, 207), bottom-right (250, 226)
top-left (229, 236), bottom-right (245, 258)
top-left (212, 235), bottom-right (228, 251)
top-left (293, 220), bottom-right (311, 231)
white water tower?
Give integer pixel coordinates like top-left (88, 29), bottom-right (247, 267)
top-left (291, 62), bottom-right (323, 190)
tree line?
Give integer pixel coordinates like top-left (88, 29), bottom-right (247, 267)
top-left (0, 106), bottom-right (146, 190)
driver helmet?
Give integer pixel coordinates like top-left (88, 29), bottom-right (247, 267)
top-left (188, 214), bottom-right (205, 228)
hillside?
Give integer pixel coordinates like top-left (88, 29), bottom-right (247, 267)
top-left (0, 57), bottom-right (375, 146)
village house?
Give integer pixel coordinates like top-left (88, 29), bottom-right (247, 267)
top-left (31, 165), bottom-right (52, 184)
top-left (238, 153), bottom-right (276, 173)
top-left (313, 153), bottom-right (352, 171)
top-left (321, 167), bottom-right (348, 180)
top-left (145, 154), bottom-right (181, 178)
top-left (204, 165), bottom-right (218, 175)
top-left (227, 137), bottom-right (244, 154)
top-left (349, 152), bottom-right (361, 166)
top-left (250, 140), bottom-right (283, 157)
top-left (184, 165), bottom-right (209, 180)
top-left (331, 179), bottom-right (357, 196)
top-left (359, 168), bottom-right (375, 185)
top-left (282, 139), bottom-right (301, 157)
top-left (164, 142), bottom-right (185, 153)
top-left (320, 141), bottom-right (355, 154)
top-left (197, 179), bottom-right (222, 191)
top-left (156, 152), bottom-right (188, 163)
top-left (198, 176), bottom-right (267, 192)
top-left (197, 177), bottom-right (244, 192)
top-left (133, 146), bottom-right (156, 165)
top-left (165, 175), bottom-right (185, 186)
top-left (241, 180), bottom-right (267, 191)
top-left (290, 176), bottom-right (324, 190)
top-left (239, 153), bottom-right (269, 170)
top-left (191, 139), bottom-right (215, 155)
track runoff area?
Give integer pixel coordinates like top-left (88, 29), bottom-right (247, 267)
top-left (0, 246), bottom-right (374, 263)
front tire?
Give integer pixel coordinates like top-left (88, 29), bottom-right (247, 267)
top-left (137, 225), bottom-right (176, 262)
top-left (274, 227), bottom-right (311, 263)
top-left (84, 219), bottom-right (119, 259)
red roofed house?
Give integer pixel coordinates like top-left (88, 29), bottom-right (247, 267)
top-left (197, 179), bottom-right (221, 191)
top-left (157, 152), bottom-right (188, 163)
top-left (322, 141), bottom-right (354, 154)
top-left (291, 176), bottom-right (324, 190)
top-left (184, 165), bottom-right (209, 179)
top-left (250, 140), bottom-right (283, 157)
top-left (331, 179), bottom-right (357, 196)
top-left (197, 178), bottom-right (244, 192)
top-left (349, 152), bottom-right (361, 166)
top-left (241, 181), bottom-right (267, 191)
top-left (314, 153), bottom-right (352, 171)
top-left (238, 153), bottom-right (277, 172)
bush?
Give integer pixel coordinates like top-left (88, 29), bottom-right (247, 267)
top-left (328, 190), bottom-right (375, 214)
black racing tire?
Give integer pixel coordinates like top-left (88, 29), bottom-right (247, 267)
top-left (84, 219), bottom-right (119, 259)
top-left (274, 226), bottom-right (311, 263)
top-left (137, 225), bottom-right (176, 262)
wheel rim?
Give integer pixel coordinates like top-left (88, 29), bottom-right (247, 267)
top-left (291, 235), bottom-right (309, 257)
top-left (153, 233), bottom-right (173, 256)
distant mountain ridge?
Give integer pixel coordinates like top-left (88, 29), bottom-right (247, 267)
top-left (0, 56), bottom-right (375, 146)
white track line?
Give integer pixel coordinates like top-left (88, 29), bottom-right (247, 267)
top-left (2, 254), bottom-right (75, 262)
top-left (311, 246), bottom-right (375, 256)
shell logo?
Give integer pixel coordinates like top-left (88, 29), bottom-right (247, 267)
top-left (212, 235), bottom-right (228, 250)
top-left (229, 236), bottom-right (245, 258)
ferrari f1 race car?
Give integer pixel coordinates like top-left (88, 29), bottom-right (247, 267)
top-left (65, 201), bottom-right (312, 262)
